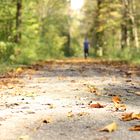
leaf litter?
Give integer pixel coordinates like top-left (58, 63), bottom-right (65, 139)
top-left (99, 122), bottom-right (118, 133)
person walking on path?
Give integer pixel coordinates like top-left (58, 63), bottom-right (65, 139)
top-left (83, 38), bottom-right (89, 59)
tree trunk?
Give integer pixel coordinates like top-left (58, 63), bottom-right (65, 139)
top-left (121, 0), bottom-right (139, 49)
top-left (129, 0), bottom-right (139, 48)
top-left (15, 0), bottom-right (22, 43)
top-left (121, 0), bottom-right (129, 49)
top-left (95, 0), bottom-right (104, 56)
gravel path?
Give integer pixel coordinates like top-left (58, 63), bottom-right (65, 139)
top-left (0, 60), bottom-right (140, 140)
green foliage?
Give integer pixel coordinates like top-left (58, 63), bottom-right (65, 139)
top-left (0, 41), bottom-right (15, 63)
top-left (101, 45), bottom-right (140, 64)
top-left (37, 26), bottom-right (67, 59)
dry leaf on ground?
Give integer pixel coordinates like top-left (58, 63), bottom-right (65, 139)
top-left (114, 102), bottom-right (126, 111)
top-left (16, 67), bottom-right (24, 74)
top-left (112, 96), bottom-right (126, 111)
top-left (67, 111), bottom-right (74, 118)
top-left (89, 103), bottom-right (105, 108)
top-left (100, 122), bottom-right (117, 133)
top-left (135, 91), bottom-right (140, 96)
top-left (112, 96), bottom-right (121, 104)
top-left (34, 117), bottom-right (52, 131)
top-left (77, 112), bottom-right (89, 117)
top-left (121, 112), bottom-right (140, 121)
top-left (87, 85), bottom-right (100, 95)
top-left (48, 104), bottom-right (55, 109)
top-left (18, 135), bottom-right (29, 140)
top-left (25, 92), bottom-right (36, 97)
top-left (129, 125), bottom-right (140, 131)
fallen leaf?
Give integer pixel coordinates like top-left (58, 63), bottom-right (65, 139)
top-left (43, 117), bottom-right (52, 124)
top-left (132, 113), bottom-right (140, 120)
top-left (135, 91), bottom-right (140, 96)
top-left (47, 104), bottom-right (55, 109)
top-left (112, 96), bottom-right (126, 111)
top-left (58, 76), bottom-right (66, 80)
top-left (16, 67), bottom-right (23, 74)
top-left (89, 103), bottom-right (105, 108)
top-left (114, 102), bottom-right (126, 111)
top-left (18, 135), bottom-right (29, 140)
top-left (121, 113), bottom-right (133, 121)
top-left (129, 125), bottom-right (140, 131)
top-left (25, 92), bottom-right (36, 97)
top-left (125, 71), bottom-right (132, 77)
top-left (125, 79), bottom-right (132, 82)
top-left (87, 85), bottom-right (100, 95)
top-left (100, 122), bottom-right (117, 133)
top-left (121, 112), bottom-right (140, 121)
top-left (26, 110), bottom-right (35, 114)
top-left (34, 117), bottom-right (52, 131)
top-left (77, 112), bottom-right (89, 117)
top-left (88, 86), bottom-right (97, 93)
top-left (71, 80), bottom-right (76, 83)
top-left (67, 111), bottom-right (74, 118)
top-left (112, 96), bottom-right (121, 104)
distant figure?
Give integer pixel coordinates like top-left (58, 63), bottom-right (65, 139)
top-left (83, 38), bottom-right (89, 59)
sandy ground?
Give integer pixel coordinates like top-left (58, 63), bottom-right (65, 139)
top-left (0, 59), bottom-right (140, 140)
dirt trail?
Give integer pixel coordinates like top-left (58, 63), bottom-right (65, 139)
top-left (0, 59), bottom-right (140, 140)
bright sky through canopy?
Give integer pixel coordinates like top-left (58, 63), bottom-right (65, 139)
top-left (71, 0), bottom-right (84, 10)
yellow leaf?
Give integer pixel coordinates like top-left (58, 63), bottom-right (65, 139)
top-left (87, 85), bottom-right (100, 95)
top-left (16, 67), bottom-right (23, 74)
top-left (135, 91), bottom-right (140, 96)
top-left (25, 92), bottom-right (36, 97)
top-left (132, 113), bottom-right (140, 120)
top-left (67, 111), bottom-right (74, 118)
top-left (114, 103), bottom-right (126, 111)
top-left (18, 135), bottom-right (29, 140)
top-left (100, 122), bottom-right (117, 133)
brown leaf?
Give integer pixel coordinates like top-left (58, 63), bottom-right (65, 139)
top-left (48, 104), bottom-right (55, 109)
top-left (71, 80), bottom-right (76, 83)
top-left (125, 79), bottom-right (132, 82)
top-left (112, 96), bottom-right (121, 104)
top-left (89, 103), bottom-right (105, 108)
top-left (121, 113), bottom-right (140, 121)
top-left (43, 118), bottom-right (52, 124)
top-left (129, 125), bottom-right (140, 131)
top-left (34, 117), bottom-right (52, 131)
top-left (100, 122), bottom-right (117, 133)
top-left (132, 113), bottom-right (140, 120)
top-left (77, 112), bottom-right (89, 117)
top-left (121, 113), bottom-right (133, 121)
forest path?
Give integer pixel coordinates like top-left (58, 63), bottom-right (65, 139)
top-left (0, 59), bottom-right (140, 140)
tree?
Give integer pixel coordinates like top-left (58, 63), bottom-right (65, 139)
top-left (15, 0), bottom-right (22, 43)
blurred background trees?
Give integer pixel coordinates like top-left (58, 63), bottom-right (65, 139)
top-left (82, 0), bottom-right (140, 61)
top-left (0, 0), bottom-right (139, 65)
